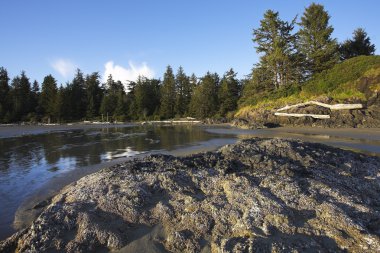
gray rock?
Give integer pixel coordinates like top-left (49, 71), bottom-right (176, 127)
top-left (1, 138), bottom-right (380, 252)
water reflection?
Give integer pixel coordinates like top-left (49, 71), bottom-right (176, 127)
top-left (0, 125), bottom-right (233, 239)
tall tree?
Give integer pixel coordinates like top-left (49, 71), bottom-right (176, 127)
top-left (114, 90), bottom-right (127, 120)
top-left (85, 72), bottom-right (103, 119)
top-left (0, 67), bottom-right (10, 122)
top-left (9, 71), bottom-right (33, 121)
top-left (132, 77), bottom-right (161, 120)
top-left (174, 66), bottom-right (191, 117)
top-left (30, 80), bottom-right (40, 120)
top-left (189, 72), bottom-right (219, 118)
top-left (253, 10), bottom-right (300, 90)
top-left (67, 69), bottom-right (86, 120)
top-left (218, 69), bottom-right (240, 116)
top-left (298, 3), bottom-right (339, 76)
top-left (160, 65), bottom-right (176, 119)
top-left (40, 75), bottom-right (58, 122)
top-left (340, 28), bottom-right (376, 60)
top-left (54, 85), bottom-right (66, 122)
top-left (100, 75), bottom-right (118, 121)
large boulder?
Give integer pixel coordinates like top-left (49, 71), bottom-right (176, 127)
top-left (1, 138), bottom-right (380, 252)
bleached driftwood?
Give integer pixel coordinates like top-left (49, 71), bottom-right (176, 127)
top-left (141, 120), bottom-right (201, 125)
top-left (276, 101), bottom-right (363, 112)
top-left (274, 112), bottom-right (330, 119)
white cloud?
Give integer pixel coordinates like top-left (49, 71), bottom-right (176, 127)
top-left (51, 59), bottom-right (77, 78)
top-left (103, 61), bottom-right (154, 85)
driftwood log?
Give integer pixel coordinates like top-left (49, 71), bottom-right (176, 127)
top-left (276, 101), bottom-right (363, 112)
top-left (275, 101), bottom-right (363, 119)
top-left (274, 112), bottom-right (330, 119)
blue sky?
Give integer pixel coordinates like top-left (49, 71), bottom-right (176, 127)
top-left (1, 0), bottom-right (379, 85)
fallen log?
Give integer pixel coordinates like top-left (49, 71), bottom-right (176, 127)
top-left (274, 112), bottom-right (330, 119)
top-left (276, 101), bottom-right (363, 112)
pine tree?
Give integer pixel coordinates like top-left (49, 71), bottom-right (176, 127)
top-left (298, 3), bottom-right (339, 76)
top-left (174, 66), bottom-right (191, 117)
top-left (160, 65), bottom-right (176, 119)
top-left (85, 72), bottom-right (103, 119)
top-left (133, 77), bottom-right (161, 120)
top-left (9, 71), bottom-right (33, 121)
top-left (0, 67), bottom-right (10, 122)
top-left (54, 85), bottom-right (65, 122)
top-left (100, 75), bottom-right (118, 122)
top-left (340, 28), bottom-right (376, 60)
top-left (62, 69), bottom-right (87, 121)
top-left (114, 90), bottom-right (127, 121)
top-left (189, 72), bottom-right (219, 118)
top-left (218, 68), bottom-right (240, 116)
top-left (253, 10), bottom-right (300, 90)
top-left (40, 75), bottom-right (58, 122)
top-left (30, 80), bottom-right (40, 120)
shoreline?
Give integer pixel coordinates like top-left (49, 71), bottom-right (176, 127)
top-left (1, 123), bottom-right (379, 242)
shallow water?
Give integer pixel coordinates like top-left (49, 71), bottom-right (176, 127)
top-left (0, 124), bottom-right (379, 240)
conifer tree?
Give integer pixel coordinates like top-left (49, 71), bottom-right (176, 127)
top-left (340, 28), bottom-right (376, 60)
top-left (174, 66), bottom-right (191, 117)
top-left (31, 80), bottom-right (40, 120)
top-left (40, 75), bottom-right (58, 122)
top-left (10, 71), bottom-right (33, 121)
top-left (0, 67), bottom-right (10, 122)
top-left (54, 85), bottom-right (64, 122)
top-left (160, 65), bottom-right (176, 119)
top-left (253, 10), bottom-right (300, 90)
top-left (218, 68), bottom-right (240, 116)
top-left (298, 3), bottom-right (339, 76)
top-left (70, 69), bottom-right (87, 120)
top-left (85, 72), bottom-right (103, 119)
top-left (189, 72), bottom-right (219, 118)
top-left (100, 75), bottom-right (118, 121)
top-left (133, 77), bottom-right (161, 120)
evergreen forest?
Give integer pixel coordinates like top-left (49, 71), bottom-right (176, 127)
top-left (0, 3), bottom-right (376, 124)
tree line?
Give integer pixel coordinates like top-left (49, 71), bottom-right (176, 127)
top-left (0, 66), bottom-right (241, 123)
top-left (0, 3), bottom-right (376, 123)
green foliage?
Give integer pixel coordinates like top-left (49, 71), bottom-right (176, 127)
top-left (340, 28), bottom-right (376, 60)
top-left (160, 66), bottom-right (176, 119)
top-left (0, 3), bottom-right (377, 123)
top-left (237, 56), bottom-right (380, 114)
top-left (189, 72), bottom-right (219, 118)
top-left (40, 75), bottom-right (58, 122)
top-left (9, 71), bottom-right (33, 122)
top-left (174, 66), bottom-right (191, 117)
top-left (85, 72), bottom-right (103, 119)
top-left (218, 68), bottom-right (240, 116)
top-left (253, 10), bottom-right (300, 90)
top-left (0, 67), bottom-right (10, 121)
top-left (298, 3), bottom-right (339, 76)
top-left (131, 77), bottom-right (161, 120)
top-left (301, 56), bottom-right (380, 96)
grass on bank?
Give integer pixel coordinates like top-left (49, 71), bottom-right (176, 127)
top-left (236, 55), bottom-right (380, 117)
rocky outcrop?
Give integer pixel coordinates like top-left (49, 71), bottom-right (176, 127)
top-left (232, 104), bottom-right (380, 129)
top-left (1, 138), bottom-right (380, 252)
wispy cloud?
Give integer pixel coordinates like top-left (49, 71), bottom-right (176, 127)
top-left (51, 59), bottom-right (77, 78)
top-left (103, 61), bottom-right (155, 85)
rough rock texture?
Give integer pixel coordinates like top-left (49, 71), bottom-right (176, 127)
top-left (1, 138), bottom-right (380, 252)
